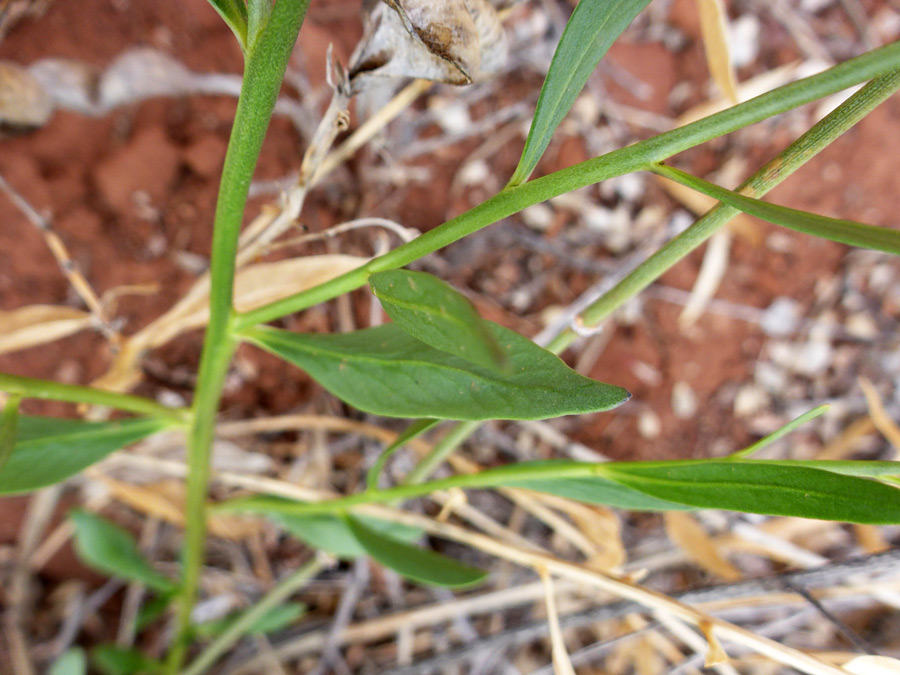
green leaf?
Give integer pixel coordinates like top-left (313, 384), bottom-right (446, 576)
top-left (369, 270), bottom-right (508, 373)
top-left (0, 394), bottom-right (21, 472)
top-left (508, 0), bottom-right (653, 186)
top-left (729, 405), bottom-right (829, 458)
top-left (48, 649), bottom-right (87, 675)
top-left (195, 602), bottom-right (306, 639)
top-left (601, 460), bottom-right (900, 524)
top-left (242, 323), bottom-right (629, 421)
top-left (273, 512), bottom-right (422, 558)
top-left (346, 515), bottom-right (487, 588)
top-left (91, 645), bottom-right (162, 675)
top-left (0, 416), bottom-right (166, 495)
top-left (655, 164), bottom-right (900, 256)
top-left (207, 0), bottom-right (249, 50)
top-left (509, 475), bottom-right (694, 511)
top-left (742, 459), bottom-right (900, 479)
top-left (70, 510), bottom-right (177, 593)
top-left (246, 0), bottom-right (273, 44)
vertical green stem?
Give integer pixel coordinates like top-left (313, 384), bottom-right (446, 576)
top-left (166, 3), bottom-right (311, 671)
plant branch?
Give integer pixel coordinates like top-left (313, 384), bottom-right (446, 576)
top-left (234, 41), bottom-right (900, 329)
top-left (545, 66), bottom-right (900, 353)
top-left (402, 67), bottom-right (900, 484)
top-left (0, 372), bottom-right (188, 424)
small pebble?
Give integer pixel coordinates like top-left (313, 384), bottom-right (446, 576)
top-left (671, 381), bottom-right (698, 419)
top-left (734, 384), bottom-right (769, 417)
top-left (638, 410), bottom-right (661, 438)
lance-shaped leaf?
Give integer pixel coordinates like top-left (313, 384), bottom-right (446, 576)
top-left (370, 269), bottom-right (508, 372)
top-left (242, 323), bottom-right (629, 420)
top-left (208, 0), bottom-right (249, 50)
top-left (654, 164), bottom-right (900, 256)
top-left (70, 510), bottom-right (177, 593)
top-left (0, 416), bottom-right (167, 494)
top-left (273, 512), bottom-right (422, 559)
top-left (600, 460), bottom-right (900, 524)
top-left (346, 514), bottom-right (486, 588)
top-left (0, 395), bottom-right (20, 472)
top-left (508, 0), bottom-right (652, 186)
top-left (508, 475), bottom-right (694, 511)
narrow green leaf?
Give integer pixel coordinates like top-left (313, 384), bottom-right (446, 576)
top-left (195, 602), bottom-right (306, 639)
top-left (273, 512), bottom-right (422, 559)
top-left (242, 323), bottom-right (629, 421)
top-left (207, 0), bottom-right (249, 50)
top-left (70, 510), bottom-right (176, 593)
top-left (744, 459), bottom-right (900, 479)
top-left (346, 515), bottom-right (487, 588)
top-left (729, 405), bottom-right (829, 458)
top-left (601, 460), bottom-right (900, 524)
top-left (368, 418), bottom-right (440, 490)
top-left (246, 0), bottom-right (273, 45)
top-left (48, 649), bottom-right (87, 675)
top-left (370, 270), bottom-right (508, 373)
top-left (0, 394), bottom-right (21, 472)
top-left (508, 0), bottom-right (653, 186)
top-left (508, 475), bottom-right (694, 511)
top-left (91, 645), bottom-right (163, 675)
top-left (0, 416), bottom-right (166, 495)
top-left (654, 164), bottom-right (900, 256)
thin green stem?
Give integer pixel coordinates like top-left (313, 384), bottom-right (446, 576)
top-left (403, 421), bottom-right (480, 485)
top-left (221, 460), bottom-right (603, 516)
top-left (167, 2), bottom-right (311, 671)
top-left (0, 372), bottom-right (188, 424)
top-left (235, 41), bottom-right (900, 329)
top-left (366, 418), bottom-right (439, 490)
top-left (182, 556), bottom-right (325, 675)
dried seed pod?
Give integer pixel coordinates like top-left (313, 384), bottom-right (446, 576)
top-left (0, 60), bottom-right (53, 127)
top-left (350, 0), bottom-right (506, 89)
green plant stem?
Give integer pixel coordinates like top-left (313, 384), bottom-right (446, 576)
top-left (545, 66), bottom-right (900, 353)
top-left (223, 460), bottom-right (604, 516)
top-left (182, 556), bottom-right (324, 675)
top-left (403, 67), bottom-right (900, 483)
top-left (234, 41), bottom-right (900, 330)
top-left (167, 2), bottom-right (311, 671)
top-left (366, 418), bottom-right (439, 490)
top-left (221, 457), bottom-right (900, 519)
top-left (0, 372), bottom-right (188, 423)
top-left (403, 421), bottom-right (480, 485)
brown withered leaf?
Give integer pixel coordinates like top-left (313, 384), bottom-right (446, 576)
top-left (0, 305), bottom-right (92, 355)
top-left (349, 0), bottom-right (506, 88)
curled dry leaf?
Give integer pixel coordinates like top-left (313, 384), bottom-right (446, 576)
top-left (0, 305), bottom-right (93, 355)
top-left (664, 511), bottom-right (741, 581)
top-left (349, 0), bottom-right (506, 88)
